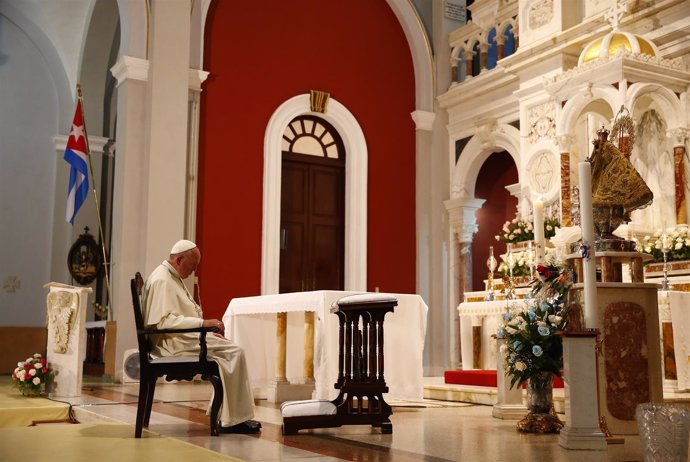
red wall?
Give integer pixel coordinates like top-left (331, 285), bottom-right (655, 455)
top-left (197, 1), bottom-right (416, 318)
top-left (472, 152), bottom-right (518, 291)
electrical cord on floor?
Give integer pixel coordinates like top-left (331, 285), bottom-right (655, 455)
top-left (45, 396), bottom-right (79, 423)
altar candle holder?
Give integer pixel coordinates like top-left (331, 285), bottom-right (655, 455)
top-left (661, 233), bottom-right (672, 292)
top-left (485, 246), bottom-right (498, 301)
top-left (506, 243), bottom-right (516, 300)
top-left (526, 241), bottom-right (535, 299)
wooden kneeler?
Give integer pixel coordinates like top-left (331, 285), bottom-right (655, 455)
top-left (282, 293), bottom-right (397, 434)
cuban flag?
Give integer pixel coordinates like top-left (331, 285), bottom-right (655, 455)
top-left (64, 101), bottom-right (89, 224)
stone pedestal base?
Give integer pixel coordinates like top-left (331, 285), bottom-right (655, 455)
top-left (492, 403), bottom-right (528, 420)
top-left (559, 426), bottom-right (607, 450)
top-left (267, 380), bottom-right (315, 403)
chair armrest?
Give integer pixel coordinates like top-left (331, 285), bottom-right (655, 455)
top-left (142, 326), bottom-right (220, 335)
top-left (141, 326), bottom-right (221, 364)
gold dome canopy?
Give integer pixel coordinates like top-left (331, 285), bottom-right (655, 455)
top-left (578, 30), bottom-right (658, 66)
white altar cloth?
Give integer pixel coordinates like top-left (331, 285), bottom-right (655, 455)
top-left (667, 291), bottom-right (690, 390)
top-left (458, 298), bottom-right (529, 370)
top-left (223, 291), bottom-right (428, 401)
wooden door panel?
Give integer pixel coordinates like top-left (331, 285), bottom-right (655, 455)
top-left (279, 221), bottom-right (306, 293)
top-left (311, 167), bottom-right (341, 218)
top-left (311, 223), bottom-right (342, 290)
top-left (281, 163), bottom-right (308, 216)
top-left (280, 157), bottom-right (344, 293)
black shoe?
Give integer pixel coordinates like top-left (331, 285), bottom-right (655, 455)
top-left (219, 420), bottom-right (262, 434)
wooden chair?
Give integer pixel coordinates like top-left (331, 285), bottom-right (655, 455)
top-left (130, 272), bottom-right (223, 437)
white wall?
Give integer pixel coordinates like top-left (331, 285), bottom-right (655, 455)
top-left (0, 14), bottom-right (60, 326)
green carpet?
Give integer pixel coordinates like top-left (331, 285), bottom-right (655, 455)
top-left (0, 423), bottom-right (243, 462)
top-left (0, 376), bottom-right (70, 428)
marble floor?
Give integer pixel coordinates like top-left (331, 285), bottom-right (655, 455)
top-left (40, 378), bottom-right (658, 462)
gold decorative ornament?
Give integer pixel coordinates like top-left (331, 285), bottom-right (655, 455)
top-left (309, 90), bottom-right (330, 114)
top-left (611, 105), bottom-right (635, 158)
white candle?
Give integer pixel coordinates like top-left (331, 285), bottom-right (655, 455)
top-left (533, 199), bottom-right (545, 262)
top-left (578, 161), bottom-right (598, 329)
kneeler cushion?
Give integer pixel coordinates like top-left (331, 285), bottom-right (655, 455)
top-left (281, 399), bottom-right (337, 418)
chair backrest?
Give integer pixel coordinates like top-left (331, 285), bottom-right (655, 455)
top-left (130, 272), bottom-right (150, 363)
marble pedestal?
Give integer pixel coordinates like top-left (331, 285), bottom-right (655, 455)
top-left (559, 331), bottom-right (607, 450)
top-left (569, 283), bottom-right (663, 435)
top-left (44, 282), bottom-right (92, 398)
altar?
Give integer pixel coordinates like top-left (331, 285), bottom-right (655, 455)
top-left (223, 291), bottom-right (428, 401)
top-left (458, 289), bottom-right (531, 370)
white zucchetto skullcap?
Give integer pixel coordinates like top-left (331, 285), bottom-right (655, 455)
top-left (170, 240), bottom-right (197, 255)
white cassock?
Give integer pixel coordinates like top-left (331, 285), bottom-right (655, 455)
top-left (142, 260), bottom-right (255, 426)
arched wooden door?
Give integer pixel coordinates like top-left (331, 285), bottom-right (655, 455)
top-left (279, 115), bottom-right (345, 293)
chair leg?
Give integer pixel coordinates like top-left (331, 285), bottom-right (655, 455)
top-left (208, 375), bottom-right (223, 436)
top-left (135, 380), bottom-right (150, 438)
top-left (143, 379), bottom-right (157, 427)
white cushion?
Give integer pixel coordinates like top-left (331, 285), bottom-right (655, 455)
top-left (280, 399), bottom-right (337, 418)
top-left (331, 293), bottom-right (398, 308)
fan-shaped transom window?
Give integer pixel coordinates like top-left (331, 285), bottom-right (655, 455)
top-left (282, 115), bottom-right (344, 160)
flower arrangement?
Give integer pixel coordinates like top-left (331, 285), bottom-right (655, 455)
top-left (495, 216), bottom-right (560, 244)
top-left (496, 218), bottom-right (534, 244)
top-left (637, 226), bottom-right (690, 263)
top-left (498, 250), bottom-right (532, 277)
top-left (12, 353), bottom-right (50, 395)
top-left (495, 264), bottom-right (571, 388)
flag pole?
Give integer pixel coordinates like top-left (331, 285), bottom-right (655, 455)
top-left (77, 83), bottom-right (114, 321)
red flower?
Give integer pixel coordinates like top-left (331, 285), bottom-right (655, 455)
top-left (42, 367), bottom-right (48, 373)
top-left (24, 364), bottom-right (31, 370)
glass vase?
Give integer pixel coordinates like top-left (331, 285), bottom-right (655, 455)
top-left (526, 371), bottom-right (553, 414)
top-left (636, 403), bottom-right (690, 462)
top-left (20, 387), bottom-right (41, 397)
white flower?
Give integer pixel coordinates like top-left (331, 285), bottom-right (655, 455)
top-left (509, 234), bottom-right (515, 240)
top-left (495, 235), bottom-right (500, 241)
top-left (33, 353), bottom-right (42, 359)
top-left (28, 368), bottom-right (36, 376)
top-left (676, 242), bottom-right (683, 250)
top-left (17, 370), bottom-right (26, 380)
top-left (32, 377), bottom-right (41, 385)
top-left (546, 225), bottom-right (553, 231)
top-left (34, 363), bottom-right (42, 369)
top-left (505, 326), bottom-right (518, 334)
top-left (515, 362), bottom-right (526, 371)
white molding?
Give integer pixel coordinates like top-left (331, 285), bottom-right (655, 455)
top-left (188, 68), bottom-right (210, 91)
top-left (411, 110), bottom-right (436, 131)
top-left (261, 94), bottom-right (367, 295)
top-left (110, 55), bottom-right (149, 87)
top-left (53, 134), bottom-right (110, 154)
top-left (450, 124), bottom-right (522, 199)
top-left (386, 0), bottom-right (434, 111)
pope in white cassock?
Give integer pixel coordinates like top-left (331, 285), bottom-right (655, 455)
top-left (142, 240), bottom-right (261, 434)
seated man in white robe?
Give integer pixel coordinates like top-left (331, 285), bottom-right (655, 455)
top-left (142, 239), bottom-right (260, 434)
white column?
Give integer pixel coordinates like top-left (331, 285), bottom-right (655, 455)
top-left (110, 56), bottom-right (149, 383)
top-left (445, 197), bottom-right (485, 370)
top-left (559, 332), bottom-right (607, 450)
top-left (493, 338), bottom-right (528, 419)
top-left (109, 0), bottom-right (194, 382)
top-left (533, 199), bottom-right (545, 262)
